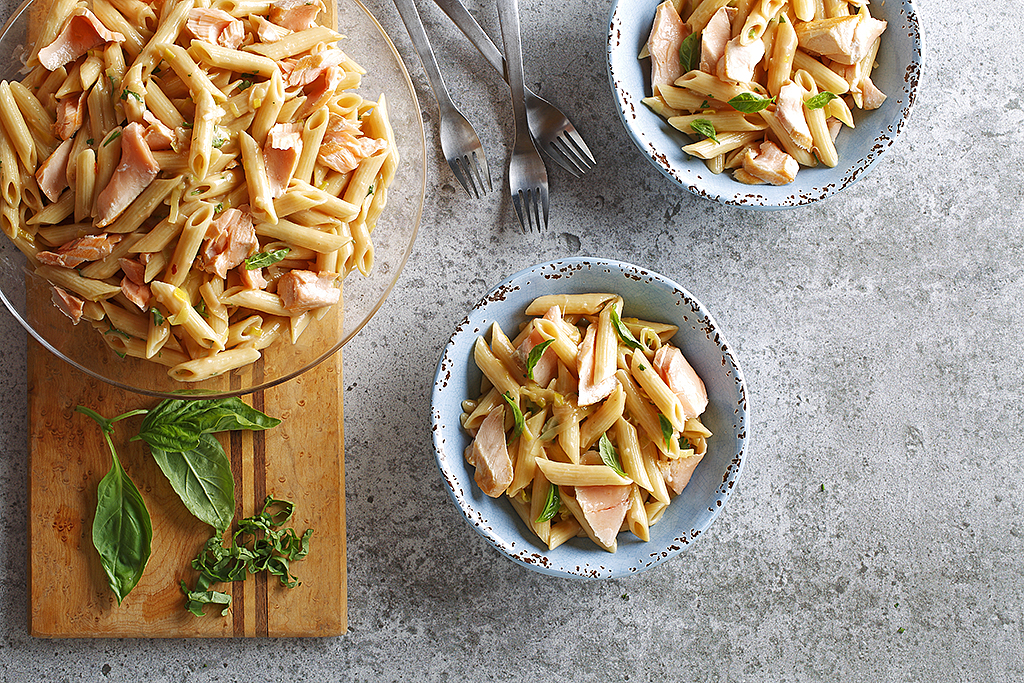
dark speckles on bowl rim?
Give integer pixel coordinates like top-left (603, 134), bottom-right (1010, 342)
top-left (606, 0), bottom-right (923, 209)
top-left (430, 258), bottom-right (749, 579)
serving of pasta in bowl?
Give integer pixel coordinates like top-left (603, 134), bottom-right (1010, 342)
top-left (607, 0), bottom-right (921, 208)
top-left (431, 258), bottom-right (748, 579)
top-left (0, 0), bottom-right (425, 397)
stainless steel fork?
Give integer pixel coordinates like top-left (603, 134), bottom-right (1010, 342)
top-left (394, 0), bottom-right (491, 197)
top-left (433, 0), bottom-right (595, 177)
top-left (496, 0), bottom-right (548, 232)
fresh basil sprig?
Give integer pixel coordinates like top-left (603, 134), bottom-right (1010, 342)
top-left (689, 118), bottom-right (719, 143)
top-left (659, 414), bottom-right (674, 447)
top-left (805, 91), bottom-right (838, 110)
top-left (134, 397), bottom-right (281, 454)
top-left (502, 392), bottom-right (527, 438)
top-left (244, 247), bottom-right (290, 270)
top-left (535, 484), bottom-right (561, 524)
top-left (526, 339), bottom-right (555, 381)
top-left (728, 92), bottom-right (776, 113)
top-left (598, 434), bottom-right (627, 478)
top-left (609, 307), bottom-right (642, 351)
top-left (678, 32), bottom-right (701, 72)
top-left (151, 433), bottom-right (235, 534)
top-left (76, 406), bottom-right (153, 605)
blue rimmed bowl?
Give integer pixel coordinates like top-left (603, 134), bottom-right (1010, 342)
top-left (607, 0), bottom-right (923, 208)
top-left (431, 258), bottom-right (749, 579)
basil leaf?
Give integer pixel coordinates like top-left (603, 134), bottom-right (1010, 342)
top-left (689, 118), bottom-right (719, 143)
top-left (135, 398), bottom-right (280, 452)
top-left (598, 434), bottom-right (627, 478)
top-left (151, 433), bottom-right (235, 534)
top-left (526, 339), bottom-right (555, 381)
top-left (728, 92), bottom-right (776, 113)
top-left (609, 307), bottom-right (642, 350)
top-left (181, 581), bottom-right (232, 617)
top-left (678, 31), bottom-right (701, 72)
top-left (659, 414), bottom-right (674, 447)
top-left (502, 392), bottom-right (526, 438)
top-left (80, 411), bottom-right (152, 605)
top-left (805, 91), bottom-right (838, 110)
top-left (245, 248), bottom-right (290, 270)
top-left (535, 483), bottom-right (561, 524)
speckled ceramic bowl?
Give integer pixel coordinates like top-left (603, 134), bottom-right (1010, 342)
top-left (606, 0), bottom-right (922, 208)
top-left (431, 258), bottom-right (748, 579)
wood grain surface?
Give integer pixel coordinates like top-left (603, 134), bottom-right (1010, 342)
top-left (24, 0), bottom-right (346, 638)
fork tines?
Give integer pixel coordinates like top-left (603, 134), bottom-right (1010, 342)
top-left (548, 129), bottom-right (596, 177)
top-left (450, 152), bottom-right (492, 198)
top-left (511, 186), bottom-right (548, 233)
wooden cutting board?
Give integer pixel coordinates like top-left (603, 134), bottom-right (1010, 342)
top-left (24, 0), bottom-right (346, 638)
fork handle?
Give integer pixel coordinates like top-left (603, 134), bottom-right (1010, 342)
top-left (393, 0), bottom-right (459, 112)
top-left (495, 0), bottom-right (530, 139)
top-left (432, 0), bottom-right (506, 77)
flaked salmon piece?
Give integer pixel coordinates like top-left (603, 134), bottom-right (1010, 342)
top-left (717, 35), bottom-right (765, 84)
top-left (37, 233), bottom-right (121, 268)
top-left (142, 110), bottom-right (174, 151)
top-left (653, 345), bottom-right (708, 420)
top-left (277, 269), bottom-right (340, 311)
top-left (318, 113), bottom-right (388, 174)
top-left (199, 207), bottom-right (257, 278)
top-left (516, 306), bottom-right (561, 387)
top-left (50, 285), bottom-right (84, 324)
top-left (742, 140), bottom-right (798, 185)
top-left (53, 92), bottom-right (87, 140)
top-left (299, 65), bottom-right (345, 117)
top-left (239, 263), bottom-right (268, 290)
top-left (700, 6), bottom-right (735, 75)
top-left (657, 453), bottom-right (704, 495)
top-left (119, 257), bottom-right (146, 285)
top-left (776, 81), bottom-right (813, 150)
top-left (264, 122), bottom-right (303, 198)
top-left (270, 0), bottom-right (323, 31)
top-left (576, 322), bottom-right (617, 406)
top-left (465, 405), bottom-right (512, 498)
top-left (187, 8), bottom-right (245, 49)
top-left (253, 15), bottom-right (292, 43)
top-left (647, 1), bottom-right (690, 95)
top-left (37, 9), bottom-right (126, 71)
top-left (859, 76), bottom-right (886, 110)
top-left (94, 122), bottom-right (160, 227)
top-left (121, 277), bottom-right (151, 310)
top-left (280, 49), bottom-right (346, 88)
top-left (35, 137), bottom-right (75, 203)
top-left (794, 14), bottom-right (886, 65)
top-left (575, 485), bottom-right (630, 548)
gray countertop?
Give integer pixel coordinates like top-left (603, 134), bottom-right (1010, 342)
top-left (2, 0), bottom-right (1022, 680)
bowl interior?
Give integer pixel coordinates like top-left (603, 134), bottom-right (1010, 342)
top-left (606, 0), bottom-right (922, 208)
top-left (432, 258), bottom-right (749, 578)
top-left (0, 0), bottom-right (425, 398)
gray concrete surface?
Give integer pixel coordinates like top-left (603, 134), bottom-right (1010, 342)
top-left (0, 0), bottom-right (1021, 680)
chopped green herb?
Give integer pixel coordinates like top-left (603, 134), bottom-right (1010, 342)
top-left (805, 91), bottom-right (839, 110)
top-left (728, 92), bottom-right (776, 113)
top-left (244, 247), bottom-right (290, 270)
top-left (115, 351), bottom-right (127, 359)
top-left (212, 133), bottom-right (226, 149)
top-left (598, 434), bottom-right (627, 478)
top-left (239, 79), bottom-right (253, 91)
top-left (87, 138), bottom-right (95, 145)
top-left (191, 188), bottom-right (203, 196)
top-left (897, 627), bottom-right (905, 634)
top-left (526, 339), bottom-right (555, 382)
top-left (214, 202), bottom-right (224, 214)
top-left (104, 322), bottom-right (130, 340)
top-left (103, 130), bottom-right (122, 147)
top-left (659, 414), bottom-right (673, 447)
top-left (677, 32), bottom-right (701, 73)
top-left (194, 301), bottom-right (208, 318)
top-left (120, 89), bottom-right (143, 102)
top-left (502, 393), bottom-right (527, 439)
top-left (181, 121), bottom-right (193, 129)
top-left (821, 482), bottom-right (826, 492)
top-left (151, 308), bottom-right (165, 327)
top-left (535, 483), bottom-right (560, 524)
top-left (366, 184), bottom-right (374, 196)
top-left (689, 118), bottom-right (719, 143)
top-left (699, 99), bottom-right (709, 109)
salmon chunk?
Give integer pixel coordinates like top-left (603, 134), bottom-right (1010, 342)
top-left (859, 76), bottom-right (886, 110)
top-left (37, 8), bottom-right (126, 71)
top-left (264, 123), bottom-right (303, 197)
top-left (142, 111), bottom-right (174, 151)
top-left (199, 207), bottom-right (257, 278)
top-left (653, 345), bottom-right (708, 420)
top-left (280, 49), bottom-right (346, 88)
top-left (277, 270), bottom-right (340, 311)
top-left (318, 114), bottom-right (387, 174)
top-left (700, 6), bottom-right (735, 74)
top-left (717, 35), bottom-right (765, 83)
top-left (776, 81), bottom-right (813, 151)
top-left (464, 405), bottom-right (513, 498)
top-left (37, 233), bottom-right (121, 269)
top-left (647, 1), bottom-right (690, 94)
top-left (576, 322), bottom-right (617, 406)
top-left (50, 285), bottom-right (84, 324)
top-left (35, 137), bottom-right (75, 202)
top-left (121, 277), bottom-right (151, 310)
top-left (53, 92), bottom-right (86, 140)
top-left (741, 140), bottom-right (799, 185)
top-left (270, 0), bottom-right (323, 31)
top-left (794, 14), bottom-right (887, 65)
top-left (94, 122), bottom-right (160, 227)
top-left (253, 15), bottom-right (292, 43)
top-left (187, 8), bottom-right (245, 49)
top-left (575, 485), bottom-right (631, 548)
top-left (118, 257), bottom-right (146, 285)
top-left (656, 453), bottom-right (704, 496)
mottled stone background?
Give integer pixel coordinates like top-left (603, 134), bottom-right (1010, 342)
top-left (0, 0), bottom-right (1020, 680)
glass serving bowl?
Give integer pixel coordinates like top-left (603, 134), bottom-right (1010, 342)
top-left (0, 0), bottom-right (425, 398)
